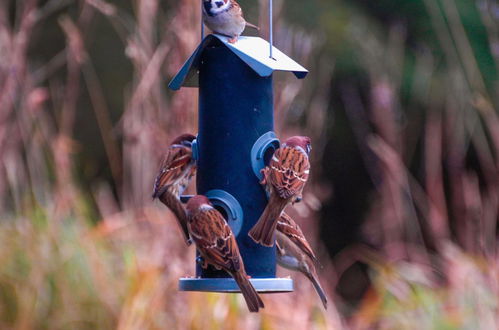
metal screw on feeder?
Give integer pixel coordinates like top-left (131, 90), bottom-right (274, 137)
top-left (169, 2), bottom-right (308, 293)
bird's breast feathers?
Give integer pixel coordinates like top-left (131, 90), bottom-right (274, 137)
top-left (277, 254), bottom-right (301, 269)
top-left (203, 1), bottom-right (245, 37)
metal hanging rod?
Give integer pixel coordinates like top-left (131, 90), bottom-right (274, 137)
top-left (269, 0), bottom-right (273, 59)
top-left (201, 1), bottom-right (205, 40)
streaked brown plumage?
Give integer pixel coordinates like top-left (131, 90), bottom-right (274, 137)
top-left (277, 213), bottom-right (316, 262)
top-left (276, 213), bottom-right (327, 309)
top-left (186, 195), bottom-right (264, 313)
top-left (152, 133), bottom-right (196, 245)
top-left (249, 136), bottom-right (312, 247)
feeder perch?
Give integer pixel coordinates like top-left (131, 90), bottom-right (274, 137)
top-left (169, 34), bottom-right (308, 293)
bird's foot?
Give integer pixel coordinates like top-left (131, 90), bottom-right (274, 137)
top-left (276, 241), bottom-right (285, 256)
top-left (259, 168), bottom-right (268, 185)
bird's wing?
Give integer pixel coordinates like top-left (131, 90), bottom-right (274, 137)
top-left (189, 209), bottom-right (243, 273)
top-left (277, 213), bottom-right (317, 262)
top-left (269, 147), bottom-right (310, 199)
top-left (231, 0), bottom-right (242, 15)
top-left (152, 146), bottom-right (193, 198)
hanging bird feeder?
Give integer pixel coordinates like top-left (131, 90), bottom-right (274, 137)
top-left (169, 1), bottom-right (308, 293)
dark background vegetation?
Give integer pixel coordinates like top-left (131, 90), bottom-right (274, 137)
top-left (22, 0), bottom-right (498, 252)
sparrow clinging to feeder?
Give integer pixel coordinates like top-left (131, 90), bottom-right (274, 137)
top-left (249, 136), bottom-right (312, 247)
top-left (152, 133), bottom-right (197, 245)
top-left (186, 195), bottom-right (265, 313)
top-left (202, 0), bottom-right (259, 44)
top-left (276, 212), bottom-right (327, 309)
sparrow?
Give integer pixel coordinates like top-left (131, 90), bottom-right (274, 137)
top-left (276, 213), bottom-right (327, 309)
top-left (202, 0), bottom-right (259, 43)
top-left (152, 133), bottom-right (197, 245)
top-left (249, 136), bottom-right (312, 247)
top-left (186, 195), bottom-right (265, 313)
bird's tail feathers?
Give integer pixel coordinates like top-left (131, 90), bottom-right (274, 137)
top-left (159, 190), bottom-right (191, 245)
top-left (245, 21), bottom-right (259, 30)
top-left (152, 185), bottom-right (168, 199)
top-left (233, 272), bottom-right (264, 312)
top-left (306, 271), bottom-right (328, 309)
top-left (249, 195), bottom-right (288, 247)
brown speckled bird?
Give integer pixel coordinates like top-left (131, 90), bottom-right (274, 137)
top-left (249, 136), bottom-right (312, 247)
top-left (202, 0), bottom-right (259, 43)
top-left (152, 133), bottom-right (196, 245)
top-left (186, 195), bottom-right (265, 312)
top-left (276, 213), bottom-right (327, 309)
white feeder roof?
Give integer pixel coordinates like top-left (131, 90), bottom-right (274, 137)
top-left (169, 34), bottom-right (308, 91)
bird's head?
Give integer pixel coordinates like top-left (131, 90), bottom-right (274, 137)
top-left (203, 0), bottom-right (231, 16)
top-left (171, 133), bottom-right (196, 148)
top-left (284, 136), bottom-right (312, 155)
top-left (186, 195), bottom-right (213, 215)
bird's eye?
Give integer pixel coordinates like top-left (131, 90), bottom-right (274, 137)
top-left (306, 144), bottom-right (312, 154)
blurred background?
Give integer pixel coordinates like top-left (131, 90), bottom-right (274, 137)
top-left (0, 0), bottom-right (498, 328)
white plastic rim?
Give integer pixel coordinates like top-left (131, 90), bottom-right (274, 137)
top-left (178, 277), bottom-right (294, 293)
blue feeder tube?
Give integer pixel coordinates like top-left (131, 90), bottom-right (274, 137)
top-left (169, 35), bottom-right (307, 292)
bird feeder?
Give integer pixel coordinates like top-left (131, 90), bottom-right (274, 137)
top-left (169, 23), bottom-right (307, 292)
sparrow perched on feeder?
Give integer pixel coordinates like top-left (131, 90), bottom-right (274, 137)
top-left (249, 136), bottom-right (312, 247)
top-left (276, 213), bottom-right (327, 309)
top-left (152, 133), bottom-right (197, 245)
top-left (186, 195), bottom-right (265, 313)
top-left (202, 0), bottom-right (259, 43)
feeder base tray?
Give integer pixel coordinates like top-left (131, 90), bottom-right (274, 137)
top-left (178, 277), bottom-right (293, 293)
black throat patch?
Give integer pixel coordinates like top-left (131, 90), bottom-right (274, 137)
top-left (203, 1), bottom-right (233, 17)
